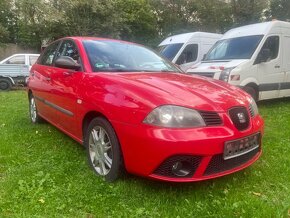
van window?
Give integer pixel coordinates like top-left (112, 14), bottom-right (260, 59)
top-left (260, 36), bottom-right (279, 60)
top-left (158, 43), bottom-right (183, 61)
top-left (5, 55), bottom-right (25, 64)
top-left (205, 35), bottom-right (263, 61)
top-left (176, 44), bottom-right (198, 65)
top-left (39, 41), bottom-right (60, 66)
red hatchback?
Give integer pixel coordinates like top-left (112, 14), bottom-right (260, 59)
top-left (28, 37), bottom-right (264, 182)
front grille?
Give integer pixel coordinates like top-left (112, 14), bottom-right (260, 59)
top-left (204, 147), bottom-right (260, 176)
top-left (248, 104), bottom-right (255, 117)
top-left (190, 72), bottom-right (215, 78)
top-left (229, 107), bottom-right (250, 131)
top-left (200, 111), bottom-right (222, 126)
top-left (154, 155), bottom-right (202, 178)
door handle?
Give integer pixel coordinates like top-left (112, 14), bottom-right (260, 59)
top-left (63, 71), bottom-right (73, 76)
top-left (275, 65), bottom-right (280, 68)
top-left (45, 77), bottom-right (51, 81)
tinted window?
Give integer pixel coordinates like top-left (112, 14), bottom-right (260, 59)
top-left (5, 55), bottom-right (25, 64)
top-left (29, 56), bottom-right (38, 65)
top-left (83, 40), bottom-right (179, 73)
top-left (158, 43), bottom-right (183, 61)
top-left (176, 44), bottom-right (198, 65)
top-left (205, 35), bottom-right (263, 61)
top-left (39, 42), bottom-right (60, 66)
top-left (260, 36), bottom-right (279, 60)
top-left (57, 40), bottom-right (80, 63)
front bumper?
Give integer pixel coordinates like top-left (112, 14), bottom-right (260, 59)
top-left (112, 112), bottom-right (264, 182)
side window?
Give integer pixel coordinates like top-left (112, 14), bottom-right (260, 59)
top-left (39, 42), bottom-right (60, 66)
top-left (5, 55), bottom-right (25, 64)
top-left (29, 56), bottom-right (38, 66)
top-left (176, 44), bottom-right (198, 65)
top-left (56, 40), bottom-right (80, 63)
top-left (260, 36), bottom-right (279, 60)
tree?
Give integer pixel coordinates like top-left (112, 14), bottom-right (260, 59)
top-left (231, 0), bottom-right (268, 27)
top-left (266, 0), bottom-right (290, 21)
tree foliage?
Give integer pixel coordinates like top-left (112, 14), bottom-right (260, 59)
top-left (0, 0), bottom-right (286, 50)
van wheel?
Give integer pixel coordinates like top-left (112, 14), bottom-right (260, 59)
top-left (0, 78), bottom-right (12, 91)
top-left (85, 117), bottom-right (124, 182)
top-left (243, 86), bottom-right (258, 102)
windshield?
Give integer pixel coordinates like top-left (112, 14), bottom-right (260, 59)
top-left (204, 35), bottom-right (263, 61)
top-left (83, 40), bottom-right (180, 73)
top-left (158, 43), bottom-right (183, 61)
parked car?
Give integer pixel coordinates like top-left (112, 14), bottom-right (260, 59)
top-left (187, 20), bottom-right (290, 101)
top-left (28, 37), bottom-right (264, 182)
top-left (0, 53), bottom-right (39, 90)
top-left (158, 32), bottom-right (222, 71)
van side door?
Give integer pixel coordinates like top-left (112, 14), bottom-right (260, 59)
top-left (280, 35), bottom-right (290, 97)
top-left (257, 35), bottom-right (283, 100)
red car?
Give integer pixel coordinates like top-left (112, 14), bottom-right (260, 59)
top-left (28, 37), bottom-right (264, 182)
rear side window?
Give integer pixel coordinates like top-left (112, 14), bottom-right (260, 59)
top-left (260, 36), bottom-right (279, 60)
top-left (29, 56), bottom-right (38, 65)
top-left (5, 55), bottom-right (25, 64)
top-left (39, 42), bottom-right (60, 66)
top-left (176, 44), bottom-right (198, 65)
top-left (56, 40), bottom-right (80, 63)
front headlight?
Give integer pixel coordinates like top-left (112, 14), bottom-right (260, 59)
top-left (143, 105), bottom-right (206, 128)
top-left (249, 97), bottom-right (259, 116)
top-left (219, 67), bottom-right (235, 82)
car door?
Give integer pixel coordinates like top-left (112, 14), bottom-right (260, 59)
top-left (49, 39), bottom-right (84, 137)
top-left (257, 35), bottom-right (283, 99)
top-left (31, 41), bottom-right (61, 123)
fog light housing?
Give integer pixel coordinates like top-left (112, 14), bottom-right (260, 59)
top-left (172, 161), bottom-right (191, 177)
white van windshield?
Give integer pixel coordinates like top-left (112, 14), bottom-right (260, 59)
top-left (158, 43), bottom-right (183, 61)
top-left (204, 35), bottom-right (263, 61)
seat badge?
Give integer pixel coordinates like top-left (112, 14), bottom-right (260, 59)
top-left (77, 99), bottom-right (82, 104)
top-left (237, 112), bottom-right (246, 123)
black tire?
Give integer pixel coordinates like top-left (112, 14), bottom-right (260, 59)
top-left (243, 86), bottom-right (258, 102)
top-left (29, 94), bottom-right (42, 123)
top-left (85, 117), bottom-right (124, 182)
top-left (0, 78), bottom-right (12, 91)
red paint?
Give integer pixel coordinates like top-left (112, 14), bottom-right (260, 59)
top-left (28, 37), bottom-right (264, 182)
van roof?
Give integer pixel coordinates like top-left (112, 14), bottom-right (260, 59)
top-left (222, 20), bottom-right (290, 39)
top-left (159, 32), bottom-right (222, 46)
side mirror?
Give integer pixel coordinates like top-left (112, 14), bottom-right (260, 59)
top-left (255, 48), bottom-right (271, 64)
top-left (202, 54), bottom-right (206, 61)
top-left (55, 56), bottom-right (81, 70)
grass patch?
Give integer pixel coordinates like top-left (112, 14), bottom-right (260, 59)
top-left (0, 91), bottom-right (289, 217)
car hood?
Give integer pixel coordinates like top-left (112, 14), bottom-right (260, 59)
top-left (105, 72), bottom-right (249, 112)
top-left (187, 59), bottom-right (248, 72)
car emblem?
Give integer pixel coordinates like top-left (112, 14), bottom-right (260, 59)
top-left (237, 112), bottom-right (246, 123)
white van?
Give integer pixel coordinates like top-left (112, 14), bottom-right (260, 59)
top-left (187, 21), bottom-right (290, 101)
top-left (158, 32), bottom-right (222, 71)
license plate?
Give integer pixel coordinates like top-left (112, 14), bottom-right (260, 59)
top-left (223, 133), bottom-right (260, 160)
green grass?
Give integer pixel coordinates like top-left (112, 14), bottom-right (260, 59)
top-left (0, 91), bottom-right (289, 218)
